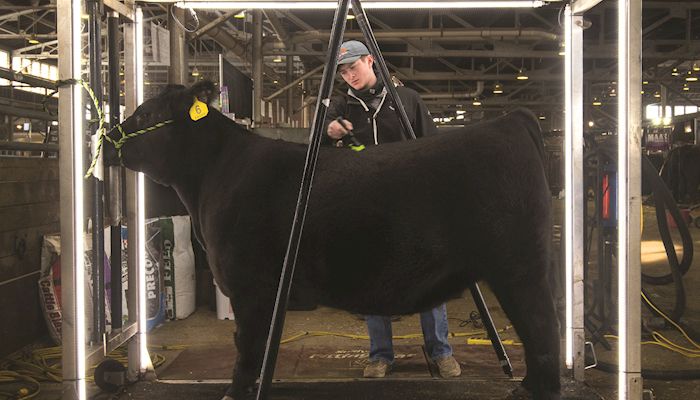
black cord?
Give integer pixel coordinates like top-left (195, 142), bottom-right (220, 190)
top-left (448, 311), bottom-right (483, 329)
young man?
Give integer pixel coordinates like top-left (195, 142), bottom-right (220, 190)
top-left (323, 40), bottom-right (461, 379)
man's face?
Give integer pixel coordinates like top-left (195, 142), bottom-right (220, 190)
top-left (338, 55), bottom-right (376, 90)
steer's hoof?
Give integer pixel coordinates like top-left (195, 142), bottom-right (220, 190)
top-left (506, 385), bottom-right (533, 400)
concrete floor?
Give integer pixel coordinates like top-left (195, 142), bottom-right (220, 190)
top-left (27, 197), bottom-right (700, 399)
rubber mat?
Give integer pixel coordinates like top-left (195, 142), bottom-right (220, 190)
top-left (126, 378), bottom-right (603, 400)
top-left (157, 343), bottom-right (527, 381)
top-left (157, 344), bottom-right (431, 380)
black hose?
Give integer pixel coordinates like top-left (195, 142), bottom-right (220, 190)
top-left (640, 155), bottom-right (688, 323)
top-left (641, 155), bottom-right (693, 285)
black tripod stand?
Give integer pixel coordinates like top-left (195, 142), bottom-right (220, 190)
top-left (255, 2), bottom-right (512, 399)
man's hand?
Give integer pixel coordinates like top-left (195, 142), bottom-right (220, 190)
top-left (327, 119), bottom-right (353, 139)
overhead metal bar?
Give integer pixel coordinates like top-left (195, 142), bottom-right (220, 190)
top-left (0, 142), bottom-right (58, 152)
top-left (0, 33), bottom-right (57, 39)
top-left (0, 67), bottom-right (56, 89)
top-left (0, 9), bottom-right (44, 22)
top-left (0, 5), bottom-right (55, 10)
top-left (0, 103), bottom-right (55, 120)
top-left (104, 0), bottom-right (135, 20)
top-left (288, 28), bottom-right (560, 42)
top-left (263, 64), bottom-right (323, 101)
top-left (572, 0), bottom-right (604, 14)
top-left (171, 0), bottom-right (547, 8)
top-left (265, 47), bottom-right (700, 60)
top-left (191, 9), bottom-right (240, 38)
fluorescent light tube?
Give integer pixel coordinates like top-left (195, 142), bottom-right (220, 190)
top-left (175, 1), bottom-right (544, 10)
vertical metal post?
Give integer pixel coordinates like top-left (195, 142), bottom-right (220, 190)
top-left (565, 4), bottom-right (586, 380)
top-left (618, 0), bottom-right (642, 398)
top-left (168, 5), bottom-right (188, 84)
top-left (87, 0), bottom-right (106, 344)
top-left (124, 5), bottom-right (151, 380)
top-left (255, 2), bottom-right (350, 399)
top-left (107, 11), bottom-right (123, 330)
top-left (58, 0), bottom-right (86, 398)
top-left (252, 10), bottom-right (263, 126)
top-left (286, 51), bottom-right (294, 125)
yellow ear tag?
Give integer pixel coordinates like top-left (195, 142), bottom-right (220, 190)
top-left (189, 97), bottom-right (209, 121)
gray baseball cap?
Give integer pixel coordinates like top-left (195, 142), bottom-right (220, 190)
top-left (337, 40), bottom-right (370, 65)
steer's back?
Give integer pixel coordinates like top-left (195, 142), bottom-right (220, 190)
top-left (303, 109), bottom-right (551, 315)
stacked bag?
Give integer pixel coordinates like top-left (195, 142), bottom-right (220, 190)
top-left (37, 216), bottom-right (196, 345)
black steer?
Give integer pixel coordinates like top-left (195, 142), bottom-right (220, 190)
top-left (105, 81), bottom-right (560, 400)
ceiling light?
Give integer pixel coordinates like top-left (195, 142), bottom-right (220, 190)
top-left (588, 121), bottom-right (595, 127)
top-left (516, 69), bottom-right (528, 80)
top-left (456, 110), bottom-right (466, 115)
top-left (671, 68), bottom-right (679, 76)
top-left (175, 1), bottom-right (545, 10)
top-left (27, 34), bottom-right (39, 45)
top-left (538, 115), bottom-right (546, 120)
top-left (492, 82), bottom-right (503, 94)
top-left (592, 98), bottom-right (602, 106)
top-left (347, 14), bottom-right (356, 20)
top-left (472, 98), bottom-right (482, 106)
top-left (642, 80), bottom-right (649, 85)
top-left (234, 11), bottom-right (246, 18)
top-left (191, 66), bottom-right (200, 76)
top-left (558, 42), bottom-right (565, 56)
top-left (609, 88), bottom-right (616, 97)
top-left (683, 84), bottom-right (689, 91)
top-left (653, 91), bottom-right (661, 98)
top-left (273, 56), bottom-right (283, 63)
top-left (694, 63), bottom-right (700, 72)
top-left (456, 114), bottom-right (465, 120)
top-left (686, 71), bottom-right (698, 82)
top-left (640, 90), bottom-right (644, 94)
top-left (273, 80), bottom-right (278, 84)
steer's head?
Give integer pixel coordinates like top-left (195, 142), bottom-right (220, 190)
top-left (104, 80), bottom-right (217, 185)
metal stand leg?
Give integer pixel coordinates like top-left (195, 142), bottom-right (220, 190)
top-left (469, 283), bottom-right (513, 378)
top-left (255, 2), bottom-right (351, 399)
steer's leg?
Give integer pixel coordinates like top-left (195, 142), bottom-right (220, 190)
top-left (223, 285), bottom-right (276, 400)
top-left (489, 273), bottom-right (561, 400)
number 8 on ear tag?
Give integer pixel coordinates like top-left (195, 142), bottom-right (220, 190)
top-left (189, 97), bottom-right (209, 121)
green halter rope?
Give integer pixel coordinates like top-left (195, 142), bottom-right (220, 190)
top-left (54, 79), bottom-right (174, 178)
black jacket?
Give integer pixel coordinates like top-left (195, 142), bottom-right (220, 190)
top-left (323, 85), bottom-right (437, 146)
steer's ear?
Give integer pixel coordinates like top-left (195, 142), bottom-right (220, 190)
top-left (189, 80), bottom-right (217, 105)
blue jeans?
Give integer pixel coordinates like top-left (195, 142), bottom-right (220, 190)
top-left (366, 303), bottom-right (452, 363)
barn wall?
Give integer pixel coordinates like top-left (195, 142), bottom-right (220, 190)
top-left (0, 157), bottom-right (59, 357)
